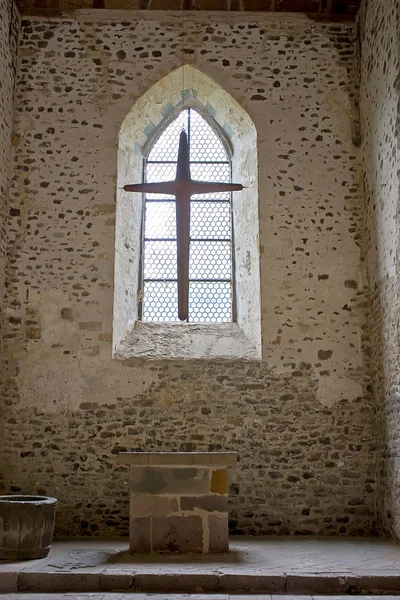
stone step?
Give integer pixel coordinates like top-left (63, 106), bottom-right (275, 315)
top-left (2, 596), bottom-right (400, 600)
top-left (4, 570), bottom-right (400, 595)
top-left (3, 596), bottom-right (400, 600)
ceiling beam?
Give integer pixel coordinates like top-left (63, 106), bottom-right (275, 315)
top-left (19, 0), bottom-right (361, 15)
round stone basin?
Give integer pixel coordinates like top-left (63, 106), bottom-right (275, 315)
top-left (0, 495), bottom-right (57, 504)
top-left (0, 494), bottom-right (57, 560)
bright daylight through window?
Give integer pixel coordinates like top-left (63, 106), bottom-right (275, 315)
top-left (140, 108), bottom-right (234, 323)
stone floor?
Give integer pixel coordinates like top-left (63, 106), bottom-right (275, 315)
top-left (3, 537), bottom-right (400, 595)
top-left (1, 595), bottom-right (400, 600)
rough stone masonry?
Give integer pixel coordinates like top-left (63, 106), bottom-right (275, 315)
top-left (358, 0), bottom-right (400, 538)
top-left (0, 8), bottom-right (380, 537)
top-left (0, 0), bottom-right (19, 319)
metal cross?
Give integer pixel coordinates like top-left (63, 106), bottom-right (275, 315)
top-left (124, 130), bottom-right (243, 322)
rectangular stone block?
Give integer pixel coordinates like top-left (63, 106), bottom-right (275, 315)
top-left (18, 571), bottom-right (101, 592)
top-left (99, 572), bottom-right (135, 591)
top-left (286, 573), bottom-right (348, 594)
top-left (218, 574), bottom-right (286, 593)
top-left (129, 517), bottom-right (151, 553)
top-left (180, 495), bottom-right (228, 513)
top-left (210, 469), bottom-right (228, 494)
top-left (134, 572), bottom-right (219, 592)
top-left (151, 515), bottom-right (203, 553)
top-left (208, 515), bottom-right (228, 552)
top-left (345, 574), bottom-right (400, 593)
top-left (0, 571), bottom-right (18, 593)
top-left (130, 466), bottom-right (210, 495)
top-left (130, 494), bottom-right (179, 517)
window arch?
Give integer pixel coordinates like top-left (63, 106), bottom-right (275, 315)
top-left (114, 65), bottom-right (261, 360)
top-left (140, 108), bottom-right (235, 323)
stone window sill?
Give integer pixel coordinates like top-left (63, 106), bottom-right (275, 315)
top-left (113, 321), bottom-right (261, 361)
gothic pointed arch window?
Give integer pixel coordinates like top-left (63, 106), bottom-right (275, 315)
top-left (140, 108), bottom-right (234, 323)
top-left (114, 65), bottom-right (261, 360)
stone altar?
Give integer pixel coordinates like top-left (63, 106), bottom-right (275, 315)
top-left (118, 452), bottom-right (237, 553)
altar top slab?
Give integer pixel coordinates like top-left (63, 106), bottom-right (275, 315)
top-left (118, 452), bottom-right (237, 467)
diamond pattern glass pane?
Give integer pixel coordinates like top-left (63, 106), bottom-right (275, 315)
top-left (147, 111), bottom-right (189, 162)
top-left (191, 202), bottom-right (231, 240)
top-left (190, 241), bottom-right (231, 279)
top-left (190, 110), bottom-right (228, 162)
top-left (144, 241), bottom-right (177, 279)
top-left (189, 282), bottom-right (232, 322)
top-left (145, 202), bottom-right (176, 240)
top-left (142, 281), bottom-right (179, 322)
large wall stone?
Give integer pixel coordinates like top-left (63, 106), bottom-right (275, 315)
top-left (1, 10), bottom-right (377, 536)
top-left (359, 0), bottom-right (400, 537)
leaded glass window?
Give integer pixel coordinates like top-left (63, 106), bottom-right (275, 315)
top-left (140, 108), bottom-right (234, 323)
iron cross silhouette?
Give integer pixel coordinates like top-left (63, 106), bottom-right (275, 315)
top-left (124, 130), bottom-right (243, 322)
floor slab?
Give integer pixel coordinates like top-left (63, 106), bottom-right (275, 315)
top-left (1, 537), bottom-right (400, 595)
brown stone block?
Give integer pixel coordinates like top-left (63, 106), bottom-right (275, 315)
top-left (18, 571), bottom-right (101, 592)
top-left (0, 572), bottom-right (18, 593)
top-left (92, 203), bottom-right (116, 216)
top-left (130, 466), bottom-right (210, 495)
top-left (218, 573), bottom-right (286, 592)
top-left (129, 517), bottom-right (151, 553)
top-left (152, 515), bottom-right (203, 552)
top-left (286, 573), bottom-right (348, 594)
top-left (208, 515), bottom-right (228, 552)
top-left (98, 332), bottom-right (112, 341)
top-left (100, 572), bottom-right (135, 591)
top-left (345, 574), bottom-right (400, 593)
top-left (134, 572), bottom-right (219, 592)
top-left (130, 495), bottom-right (179, 517)
top-left (61, 307), bottom-right (74, 321)
top-left (26, 326), bottom-right (41, 339)
top-left (210, 469), bottom-right (228, 494)
top-left (180, 495), bottom-right (228, 513)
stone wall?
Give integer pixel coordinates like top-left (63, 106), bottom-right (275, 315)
top-left (1, 10), bottom-right (378, 536)
top-left (0, 0), bottom-right (19, 327)
top-left (358, 0), bottom-right (400, 537)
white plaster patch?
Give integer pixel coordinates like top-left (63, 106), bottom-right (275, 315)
top-left (317, 373), bottom-right (364, 407)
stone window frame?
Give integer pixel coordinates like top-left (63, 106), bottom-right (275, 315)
top-left (113, 65), bottom-right (261, 360)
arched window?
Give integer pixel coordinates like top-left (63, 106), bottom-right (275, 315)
top-left (140, 108), bottom-right (234, 323)
top-left (114, 65), bottom-right (261, 360)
